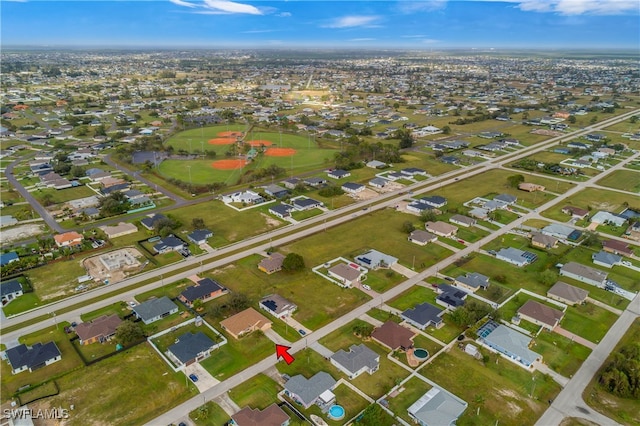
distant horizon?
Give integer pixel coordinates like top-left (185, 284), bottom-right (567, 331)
top-left (1, 1), bottom-right (638, 50)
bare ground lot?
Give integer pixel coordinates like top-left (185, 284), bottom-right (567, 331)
top-left (82, 247), bottom-right (146, 284)
top-left (1, 224), bottom-right (46, 243)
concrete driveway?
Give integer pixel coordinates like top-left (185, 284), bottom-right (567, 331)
top-left (184, 363), bottom-right (219, 393)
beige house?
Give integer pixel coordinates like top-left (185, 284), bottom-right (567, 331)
top-left (220, 308), bottom-right (272, 339)
top-left (424, 221), bottom-right (458, 238)
top-left (100, 222), bottom-right (138, 239)
top-left (547, 282), bottom-right (588, 306)
top-left (517, 300), bottom-right (564, 331)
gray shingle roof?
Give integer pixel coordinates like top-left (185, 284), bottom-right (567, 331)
top-left (285, 372), bottom-right (336, 406)
top-left (330, 344), bottom-right (379, 376)
top-left (133, 296), bottom-right (178, 322)
top-left (168, 332), bottom-right (215, 364)
top-left (6, 342), bottom-right (61, 371)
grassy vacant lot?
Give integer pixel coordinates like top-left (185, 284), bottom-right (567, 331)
top-left (199, 328), bottom-right (273, 381)
top-left (80, 301), bottom-right (131, 322)
top-left (421, 347), bottom-right (561, 426)
top-left (228, 373), bottom-right (280, 410)
top-left (209, 255), bottom-right (369, 330)
top-left (596, 169), bottom-right (640, 193)
top-left (583, 318), bottom-right (640, 426)
top-left (32, 185), bottom-right (97, 205)
top-left (40, 344), bottom-right (197, 426)
top-left (189, 401), bottom-right (230, 426)
top-left (24, 258), bottom-right (86, 302)
top-left (561, 302), bottom-right (619, 344)
top-left (542, 187), bottom-right (639, 222)
top-left (319, 319), bottom-right (411, 399)
top-left (1, 325), bottom-right (84, 397)
top-left (534, 330), bottom-right (592, 378)
top-left (157, 201), bottom-right (285, 247)
top-left (283, 208), bottom-right (452, 272)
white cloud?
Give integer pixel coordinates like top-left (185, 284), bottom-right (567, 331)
top-left (324, 15), bottom-right (382, 28)
top-left (277, 12), bottom-right (292, 17)
top-left (203, 0), bottom-right (262, 15)
top-left (169, 0), bottom-right (197, 8)
top-left (397, 0), bottom-right (448, 14)
top-left (471, 0), bottom-right (638, 15)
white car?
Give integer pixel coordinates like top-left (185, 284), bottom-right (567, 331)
top-left (362, 284), bottom-right (371, 291)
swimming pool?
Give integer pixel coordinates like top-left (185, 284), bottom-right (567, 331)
top-left (413, 348), bottom-right (429, 360)
top-left (328, 405), bottom-right (345, 421)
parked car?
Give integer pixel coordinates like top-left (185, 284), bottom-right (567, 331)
top-left (189, 374), bottom-right (198, 382)
top-left (362, 284), bottom-right (371, 291)
top-left (298, 329), bottom-right (307, 336)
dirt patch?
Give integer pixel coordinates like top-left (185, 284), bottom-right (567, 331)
top-left (246, 140), bottom-right (273, 147)
top-left (530, 129), bottom-right (564, 137)
top-left (217, 131), bottom-right (243, 138)
top-left (261, 212), bottom-right (281, 228)
top-left (82, 247), bottom-right (145, 284)
top-left (265, 147), bottom-right (296, 157)
top-left (351, 188), bottom-right (379, 201)
top-left (211, 159), bottom-right (248, 170)
top-left (560, 418), bottom-right (600, 426)
top-left (208, 137), bottom-right (236, 145)
top-left (1, 224), bottom-right (45, 243)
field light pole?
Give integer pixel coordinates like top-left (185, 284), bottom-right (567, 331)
top-left (187, 165), bottom-right (192, 185)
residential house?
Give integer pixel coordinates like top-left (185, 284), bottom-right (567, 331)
top-left (292, 198), bottom-right (322, 211)
top-left (258, 253), bottom-right (286, 274)
top-left (590, 211), bottom-right (626, 227)
top-left (407, 201), bottom-right (436, 214)
top-left (0, 215), bottom-right (18, 228)
top-left (425, 221), bottom-right (458, 238)
top-left (263, 184), bottom-right (289, 198)
top-left (436, 283), bottom-right (467, 310)
top-left (133, 296), bottom-right (179, 324)
top-left (284, 372), bottom-right (337, 409)
top-left (371, 321), bottom-right (415, 351)
top-left (269, 204), bottom-right (294, 219)
top-left (74, 314), bottom-right (122, 345)
top-left (220, 307), bottom-right (272, 339)
top-left (518, 183), bottom-right (545, 192)
top-left (547, 282), bottom-right (589, 306)
top-left (386, 171), bottom-right (406, 181)
top-left (369, 177), bottom-right (388, 189)
top-left (187, 229), bottom-right (213, 245)
top-left (329, 344), bottom-right (379, 380)
top-left (167, 331), bottom-right (217, 367)
top-left (259, 294), bottom-right (297, 319)
top-left (140, 213), bottom-right (168, 231)
top-left (408, 230), bottom-right (438, 246)
top-left (559, 262), bottom-right (608, 287)
top-left (401, 167), bottom-right (428, 177)
top-left (449, 214), bottom-right (476, 228)
top-left (494, 194), bottom-right (517, 205)
top-left (53, 231), bottom-right (84, 248)
top-left (230, 404), bottom-right (290, 426)
top-left (282, 178), bottom-right (300, 190)
top-left (478, 321), bottom-right (540, 368)
top-left (5, 342), bottom-right (62, 374)
top-left (407, 387), bottom-right (468, 426)
top-left (366, 160), bottom-right (387, 169)
top-left (153, 235), bottom-right (186, 254)
top-left (1, 279), bottom-right (23, 305)
top-left (517, 300), bottom-right (564, 331)
top-left (303, 177), bottom-right (327, 187)
top-left (222, 191), bottom-right (265, 205)
top-left (178, 278), bottom-right (224, 307)
top-left (100, 222), bottom-right (138, 239)
top-left (328, 169), bottom-right (350, 179)
top-left (342, 182), bottom-right (365, 194)
top-left (468, 207), bottom-right (489, 220)
top-left (419, 196), bottom-right (447, 208)
top-left (354, 249), bottom-right (398, 270)
top-left (327, 263), bottom-right (366, 288)
top-left (602, 239), bottom-right (634, 257)
top-left (454, 272), bottom-right (489, 292)
top-left (402, 303), bottom-right (444, 329)
top-left (0, 251), bottom-right (19, 267)
top-left (531, 233), bottom-right (558, 249)
top-left (495, 247), bottom-right (538, 267)
top-left (592, 251), bottom-right (621, 269)
top-left (562, 206), bottom-right (589, 220)
top-left (542, 224), bottom-right (582, 241)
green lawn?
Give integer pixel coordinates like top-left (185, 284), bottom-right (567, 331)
top-left (583, 318), bottom-right (640, 426)
top-left (533, 330), bottom-right (592, 378)
top-left (386, 377), bottom-right (433, 425)
top-left (32, 185), bottom-right (98, 205)
top-left (596, 169), bottom-right (640, 193)
top-left (228, 373), bottom-right (280, 410)
top-left (189, 401), bottom-right (230, 426)
top-left (421, 347), bottom-right (562, 426)
top-left (24, 259), bottom-right (87, 303)
top-left (42, 344), bottom-right (197, 425)
top-left (199, 327), bottom-right (273, 380)
top-left (1, 291), bottom-right (40, 317)
top-left (80, 301), bottom-right (130, 322)
top-left (561, 302), bottom-right (619, 344)
top-left (1, 325), bottom-right (84, 397)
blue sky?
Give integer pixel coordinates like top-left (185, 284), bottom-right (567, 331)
top-left (1, 0), bottom-right (638, 49)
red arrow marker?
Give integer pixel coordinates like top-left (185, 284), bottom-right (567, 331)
top-left (275, 344), bottom-right (295, 365)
